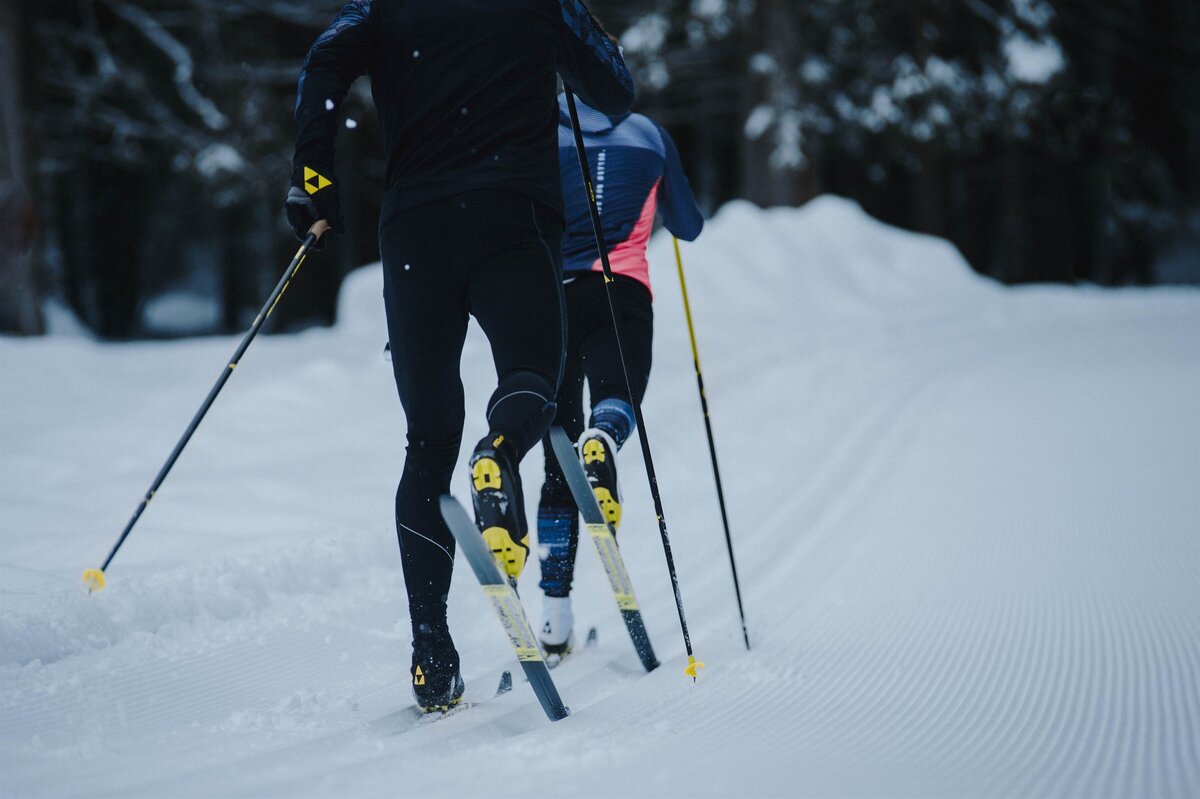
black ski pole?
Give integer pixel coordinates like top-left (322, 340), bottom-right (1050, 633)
top-left (563, 87), bottom-right (703, 680)
top-left (82, 221), bottom-right (329, 592)
top-left (672, 237), bottom-right (750, 650)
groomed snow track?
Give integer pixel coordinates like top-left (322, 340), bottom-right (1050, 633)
top-left (2, 197), bottom-right (1198, 798)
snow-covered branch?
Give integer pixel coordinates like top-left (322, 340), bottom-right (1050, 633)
top-left (102, 0), bottom-right (229, 131)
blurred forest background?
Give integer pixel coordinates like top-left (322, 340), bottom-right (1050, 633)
top-left (1, 0), bottom-right (1198, 337)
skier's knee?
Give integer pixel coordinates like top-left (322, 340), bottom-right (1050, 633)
top-left (400, 432), bottom-right (461, 492)
top-left (486, 370), bottom-right (556, 457)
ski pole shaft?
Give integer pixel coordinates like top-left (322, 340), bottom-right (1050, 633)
top-left (82, 222), bottom-right (328, 592)
top-left (673, 237), bottom-right (750, 650)
top-left (564, 88), bottom-right (702, 680)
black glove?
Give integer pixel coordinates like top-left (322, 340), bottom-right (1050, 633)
top-left (285, 165), bottom-right (344, 249)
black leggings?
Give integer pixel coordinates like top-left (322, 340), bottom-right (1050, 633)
top-left (546, 272), bottom-right (653, 442)
top-left (537, 272), bottom-right (652, 596)
top-left (381, 190), bottom-right (565, 632)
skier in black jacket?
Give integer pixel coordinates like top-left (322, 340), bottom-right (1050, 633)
top-left (285, 0), bottom-right (634, 712)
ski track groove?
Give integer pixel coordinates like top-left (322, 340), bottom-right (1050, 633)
top-left (1179, 613), bottom-right (1200, 791)
top-left (891, 594), bottom-right (1001, 771)
top-left (746, 355), bottom-right (942, 625)
top-left (1145, 601), bottom-right (1174, 799)
top-left (1140, 598), bottom-right (1194, 798)
top-left (1037, 596), bottom-right (1113, 799)
top-left (721, 318), bottom-right (1199, 798)
top-left (1093, 598), bottom-right (1136, 799)
top-left (1167, 610), bottom-right (1200, 793)
top-left (984, 594), bottom-right (1067, 798)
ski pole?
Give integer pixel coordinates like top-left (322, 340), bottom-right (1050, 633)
top-left (673, 237), bottom-right (750, 650)
top-left (563, 87), bottom-right (703, 681)
top-left (82, 221), bottom-right (330, 592)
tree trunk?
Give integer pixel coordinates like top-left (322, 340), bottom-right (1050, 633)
top-left (0, 1), bottom-right (44, 334)
top-left (738, 0), bottom-right (814, 207)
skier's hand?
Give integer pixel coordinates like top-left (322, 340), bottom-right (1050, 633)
top-left (286, 165), bottom-right (344, 249)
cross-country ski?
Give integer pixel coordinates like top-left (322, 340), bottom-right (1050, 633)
top-left (439, 496), bottom-right (568, 722)
top-left (549, 426), bottom-right (659, 671)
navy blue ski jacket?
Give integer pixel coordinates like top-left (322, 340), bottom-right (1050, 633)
top-left (558, 96), bottom-right (703, 295)
top-left (293, 0), bottom-right (634, 227)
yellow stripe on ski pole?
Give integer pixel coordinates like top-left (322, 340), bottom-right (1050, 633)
top-left (673, 237), bottom-right (703, 370)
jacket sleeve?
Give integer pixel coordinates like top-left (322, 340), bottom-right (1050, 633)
top-left (293, 1), bottom-right (375, 177)
top-left (557, 0), bottom-right (635, 115)
top-left (657, 125), bottom-right (704, 241)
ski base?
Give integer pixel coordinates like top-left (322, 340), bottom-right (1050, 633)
top-left (439, 495), bottom-right (570, 722)
top-left (549, 426), bottom-right (660, 672)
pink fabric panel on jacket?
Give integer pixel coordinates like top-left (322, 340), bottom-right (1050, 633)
top-left (591, 178), bottom-right (661, 298)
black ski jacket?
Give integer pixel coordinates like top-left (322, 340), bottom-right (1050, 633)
top-left (293, 0), bottom-right (635, 226)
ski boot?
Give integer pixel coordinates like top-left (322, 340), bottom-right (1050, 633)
top-left (411, 627), bottom-right (464, 713)
top-left (579, 428), bottom-right (621, 533)
top-left (539, 594), bottom-right (575, 666)
top-left (469, 433), bottom-right (529, 586)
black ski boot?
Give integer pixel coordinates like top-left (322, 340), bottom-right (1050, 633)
top-left (411, 627), bottom-right (464, 713)
top-left (469, 434), bottom-right (529, 585)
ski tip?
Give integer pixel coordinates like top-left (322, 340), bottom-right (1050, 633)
top-left (497, 670), bottom-right (513, 695)
top-left (684, 655), bottom-right (705, 681)
top-left (81, 568), bottom-right (105, 593)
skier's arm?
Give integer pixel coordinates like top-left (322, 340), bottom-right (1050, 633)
top-left (657, 126), bottom-right (704, 241)
top-left (557, 0), bottom-right (635, 115)
top-left (287, 0), bottom-right (375, 242)
top-left (294, 0), bottom-right (374, 173)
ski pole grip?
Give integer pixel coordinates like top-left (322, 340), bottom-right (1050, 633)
top-left (309, 219), bottom-right (331, 239)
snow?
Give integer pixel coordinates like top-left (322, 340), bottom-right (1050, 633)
top-left (3, 197), bottom-right (1199, 797)
top-left (743, 104), bottom-right (774, 140)
top-left (767, 110), bottom-right (804, 170)
top-left (141, 291), bottom-right (222, 333)
top-left (749, 52), bottom-right (777, 76)
top-left (621, 14), bottom-right (669, 55)
top-left (1003, 32), bottom-right (1065, 83)
top-left (1010, 0), bottom-right (1056, 28)
top-left (690, 0), bottom-right (728, 20)
top-left (193, 143), bottom-right (246, 178)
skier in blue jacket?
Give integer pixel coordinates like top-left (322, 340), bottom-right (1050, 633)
top-left (286, 0), bottom-right (634, 712)
top-left (537, 94), bottom-right (703, 659)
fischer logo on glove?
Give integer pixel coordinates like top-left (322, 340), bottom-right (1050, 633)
top-left (303, 166), bottom-right (333, 195)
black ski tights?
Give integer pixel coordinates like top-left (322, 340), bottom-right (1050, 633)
top-left (537, 272), bottom-right (653, 597)
top-left (381, 190), bottom-right (565, 633)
